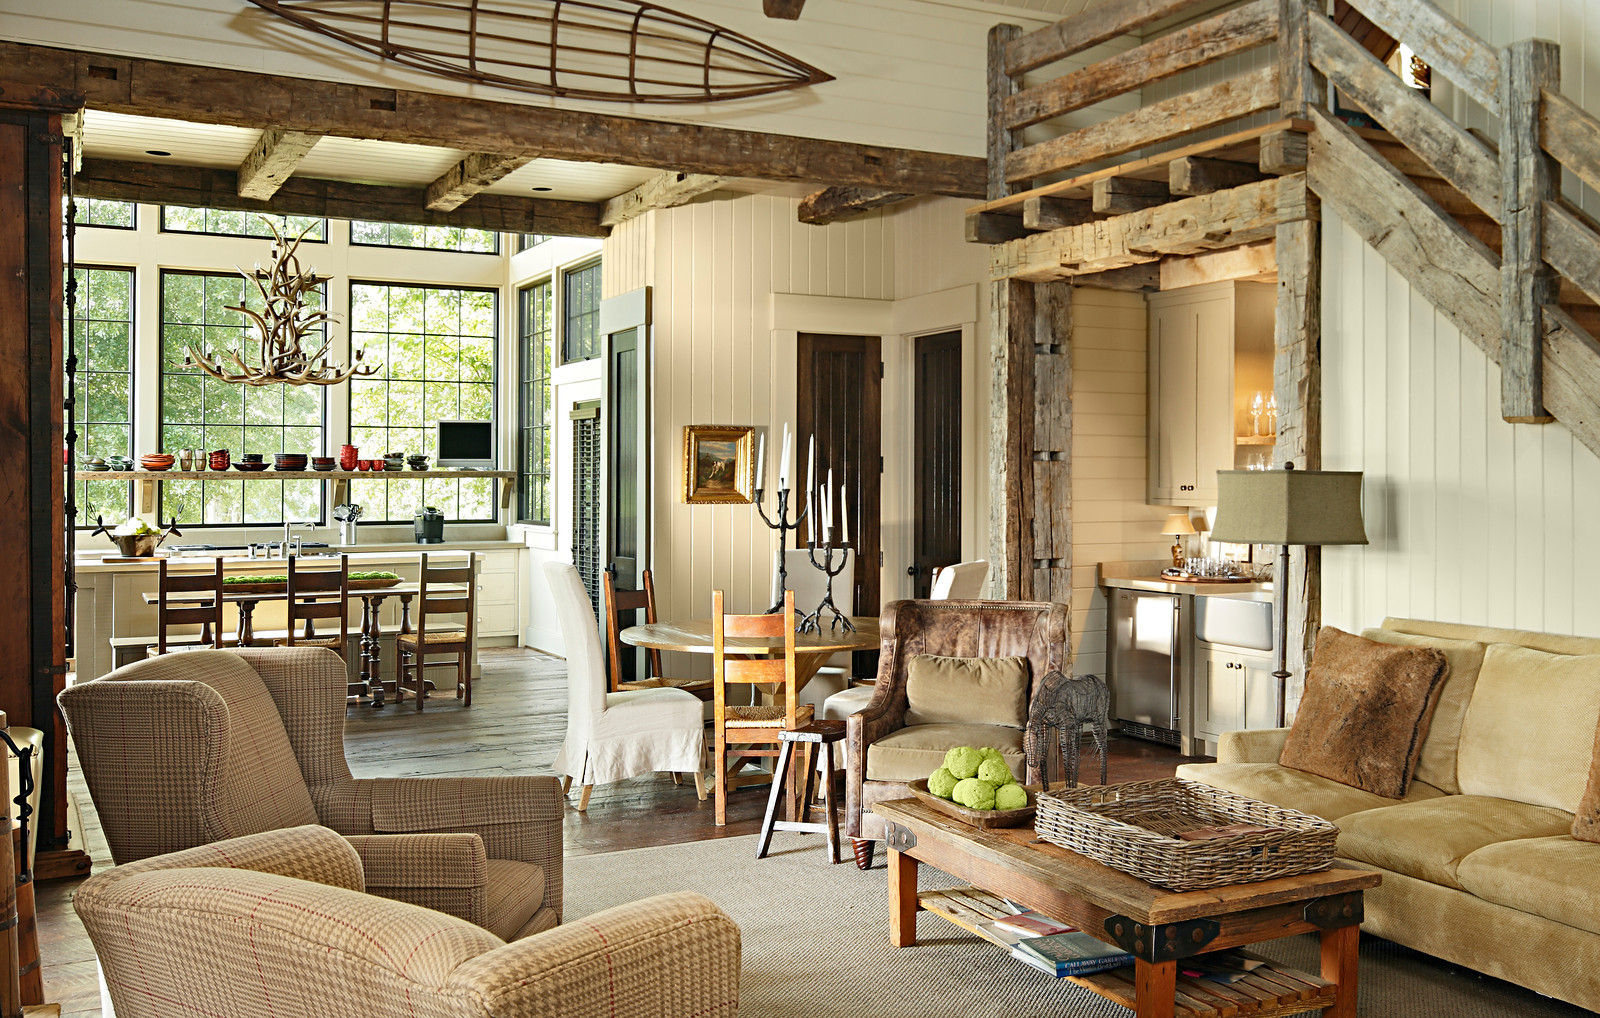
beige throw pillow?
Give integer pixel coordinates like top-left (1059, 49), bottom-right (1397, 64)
top-left (904, 655), bottom-right (1030, 728)
top-left (1279, 627), bottom-right (1448, 799)
top-left (1457, 643), bottom-right (1600, 813)
top-left (1360, 628), bottom-right (1487, 794)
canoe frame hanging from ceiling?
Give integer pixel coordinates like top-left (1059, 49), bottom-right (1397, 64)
top-left (244, 0), bottom-right (834, 103)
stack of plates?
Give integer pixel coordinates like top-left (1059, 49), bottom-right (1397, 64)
top-left (139, 453), bottom-right (175, 472)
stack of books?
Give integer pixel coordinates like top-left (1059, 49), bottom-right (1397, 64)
top-left (1006, 924), bottom-right (1134, 978)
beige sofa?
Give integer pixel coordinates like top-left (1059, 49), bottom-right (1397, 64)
top-left (1177, 617), bottom-right (1600, 1012)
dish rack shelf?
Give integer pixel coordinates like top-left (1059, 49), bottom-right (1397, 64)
top-left (71, 469), bottom-right (519, 512)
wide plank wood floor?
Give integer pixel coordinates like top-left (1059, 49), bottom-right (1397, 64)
top-left (38, 647), bottom-right (1201, 1016)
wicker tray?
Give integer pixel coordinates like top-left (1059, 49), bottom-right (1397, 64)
top-left (1034, 778), bottom-right (1337, 891)
top-left (907, 778), bottom-right (1036, 829)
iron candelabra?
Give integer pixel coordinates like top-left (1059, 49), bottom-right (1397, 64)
top-left (753, 483), bottom-right (809, 615)
top-left (799, 540), bottom-right (854, 634)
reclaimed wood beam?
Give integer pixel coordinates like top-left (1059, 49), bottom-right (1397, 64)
top-left (1005, 0), bottom-right (1276, 131)
top-left (991, 174), bottom-right (1309, 282)
top-left (1022, 196), bottom-right (1095, 231)
top-left (1259, 129), bottom-right (1309, 174)
top-left (967, 212), bottom-right (1031, 244)
top-left (1073, 262), bottom-right (1160, 292)
top-left (1339, 0), bottom-right (1500, 114)
top-left (1030, 282), bottom-right (1072, 604)
top-left (797, 186), bottom-right (911, 225)
top-left (601, 171), bottom-right (724, 227)
top-left (1543, 200), bottom-right (1600, 311)
top-left (1277, 0), bottom-right (1322, 118)
top-left (1160, 240), bottom-right (1276, 289)
top-left (424, 152), bottom-right (533, 212)
top-left (1006, 66), bottom-right (1279, 185)
top-left (1004, 0), bottom-right (1198, 77)
top-left (1499, 40), bottom-right (1560, 423)
top-left (1091, 177), bottom-right (1170, 214)
top-left (75, 157), bottom-right (609, 237)
top-left (1273, 211), bottom-right (1321, 696)
top-left (989, 278), bottom-right (1035, 598)
top-left (1, 41), bottom-right (985, 198)
top-left (988, 24), bottom-right (1022, 202)
top-left (1309, 14), bottom-right (1499, 220)
top-left (1169, 156), bottom-right (1265, 195)
top-left (1541, 88), bottom-right (1600, 197)
top-left (237, 129), bottom-right (320, 201)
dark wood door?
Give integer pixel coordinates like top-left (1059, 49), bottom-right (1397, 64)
top-left (910, 330), bottom-right (962, 598)
top-left (797, 333), bottom-right (882, 616)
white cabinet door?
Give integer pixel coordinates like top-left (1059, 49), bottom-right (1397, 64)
top-left (1194, 648), bottom-right (1246, 741)
top-left (1243, 655), bottom-right (1281, 730)
top-left (1148, 302), bottom-right (1198, 503)
top-left (1191, 298), bottom-right (1236, 506)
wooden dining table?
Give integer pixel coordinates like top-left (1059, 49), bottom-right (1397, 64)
top-left (619, 616), bottom-right (880, 694)
top-left (141, 582), bottom-right (460, 706)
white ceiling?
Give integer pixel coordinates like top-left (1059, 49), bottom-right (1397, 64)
top-left (81, 110), bottom-right (664, 205)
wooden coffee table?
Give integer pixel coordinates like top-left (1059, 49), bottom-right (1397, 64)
top-left (873, 799), bottom-right (1379, 1018)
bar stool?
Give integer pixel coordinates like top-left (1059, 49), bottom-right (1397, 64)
top-left (756, 719), bottom-right (846, 863)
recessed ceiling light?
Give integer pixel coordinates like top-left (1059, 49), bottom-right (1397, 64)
top-left (145, 149), bottom-right (171, 157)
top-left (531, 186), bottom-right (553, 192)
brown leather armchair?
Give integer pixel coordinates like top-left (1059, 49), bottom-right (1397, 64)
top-left (845, 599), bottom-right (1070, 868)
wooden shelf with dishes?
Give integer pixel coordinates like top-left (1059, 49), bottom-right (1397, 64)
top-left (72, 469), bottom-right (519, 512)
top-left (1234, 435), bottom-right (1276, 446)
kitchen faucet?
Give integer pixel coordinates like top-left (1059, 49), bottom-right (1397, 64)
top-left (269, 521), bottom-right (313, 558)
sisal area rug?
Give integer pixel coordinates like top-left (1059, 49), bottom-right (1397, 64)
top-left (564, 835), bottom-right (1590, 1017)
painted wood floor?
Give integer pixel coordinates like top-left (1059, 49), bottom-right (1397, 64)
top-left (37, 647), bottom-right (1201, 1016)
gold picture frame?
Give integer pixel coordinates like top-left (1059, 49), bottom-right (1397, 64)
top-left (682, 425), bottom-right (756, 504)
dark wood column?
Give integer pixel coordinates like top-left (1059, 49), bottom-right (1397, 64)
top-left (0, 83), bottom-right (89, 880)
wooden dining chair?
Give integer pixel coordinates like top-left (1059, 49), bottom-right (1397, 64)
top-left (711, 590), bottom-right (812, 826)
top-left (397, 553), bottom-right (476, 712)
top-left (603, 569), bottom-right (713, 700)
top-left (151, 558), bottom-right (225, 656)
top-left (275, 554), bottom-right (351, 659)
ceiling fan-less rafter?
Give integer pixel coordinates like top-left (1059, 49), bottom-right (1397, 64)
top-left (244, 0), bottom-right (832, 103)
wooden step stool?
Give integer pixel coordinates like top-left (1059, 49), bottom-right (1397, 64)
top-left (756, 719), bottom-right (845, 863)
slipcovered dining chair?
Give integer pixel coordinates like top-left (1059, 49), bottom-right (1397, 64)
top-left (845, 598), bottom-right (1069, 868)
top-left (58, 646), bottom-right (565, 943)
top-left (77, 825), bottom-right (741, 1018)
top-left (929, 559), bottom-right (990, 599)
top-left (546, 563), bottom-right (706, 811)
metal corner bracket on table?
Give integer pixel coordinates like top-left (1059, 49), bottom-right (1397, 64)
top-left (1302, 891), bottom-right (1365, 929)
top-left (1102, 915), bottom-right (1221, 963)
top-left (885, 823), bottom-right (917, 852)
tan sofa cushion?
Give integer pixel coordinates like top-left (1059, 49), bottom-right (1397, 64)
top-left (1457, 644), bottom-right (1600, 812)
top-left (865, 723), bottom-right (1024, 782)
top-left (1575, 719), bottom-right (1600, 842)
top-left (904, 655), bottom-right (1030, 728)
top-left (1363, 628), bottom-right (1486, 794)
top-left (1457, 836), bottom-right (1600, 937)
top-left (1173, 761), bottom-right (1446, 822)
top-left (1336, 796), bottom-right (1573, 889)
top-left (1279, 627), bottom-right (1448, 798)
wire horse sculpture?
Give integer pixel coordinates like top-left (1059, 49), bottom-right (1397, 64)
top-left (244, 0), bottom-right (833, 103)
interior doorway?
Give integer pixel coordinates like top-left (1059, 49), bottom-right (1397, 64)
top-left (797, 333), bottom-right (882, 616)
top-left (909, 329), bottom-right (963, 598)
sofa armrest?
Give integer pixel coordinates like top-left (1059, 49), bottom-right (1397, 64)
top-left (1216, 728), bottom-right (1290, 764)
top-left (345, 833), bottom-right (489, 928)
top-left (448, 892), bottom-right (739, 1018)
top-left (104, 824), bottom-right (364, 891)
top-left (356, 775), bottom-right (566, 916)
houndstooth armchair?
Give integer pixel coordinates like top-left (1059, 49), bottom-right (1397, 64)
top-left (59, 647), bottom-right (564, 941)
top-left (76, 825), bottom-right (741, 1018)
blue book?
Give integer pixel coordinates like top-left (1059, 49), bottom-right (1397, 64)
top-left (1011, 931), bottom-right (1134, 977)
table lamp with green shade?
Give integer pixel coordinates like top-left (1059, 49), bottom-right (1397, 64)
top-left (1208, 463), bottom-right (1368, 727)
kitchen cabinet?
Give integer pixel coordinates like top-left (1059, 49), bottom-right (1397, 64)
top-left (1192, 643), bottom-right (1278, 749)
top-left (1147, 281), bottom-right (1276, 506)
top-left (475, 549), bottom-right (523, 638)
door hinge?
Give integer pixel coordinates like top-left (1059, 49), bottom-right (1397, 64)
top-left (878, 361), bottom-right (885, 380)
top-left (879, 455), bottom-right (884, 474)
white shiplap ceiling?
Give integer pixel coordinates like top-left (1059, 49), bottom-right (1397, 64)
top-left (81, 110), bottom-right (663, 205)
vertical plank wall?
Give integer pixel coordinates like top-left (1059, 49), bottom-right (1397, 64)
top-left (1070, 287), bottom-right (1169, 677)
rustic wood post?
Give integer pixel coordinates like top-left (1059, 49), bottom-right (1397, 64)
top-left (987, 24), bottom-right (1022, 201)
top-left (989, 279), bottom-right (1036, 598)
top-left (1277, 0), bottom-right (1323, 117)
top-left (1499, 39), bottom-right (1560, 423)
top-left (1273, 211), bottom-right (1322, 714)
top-left (1031, 284), bottom-right (1072, 605)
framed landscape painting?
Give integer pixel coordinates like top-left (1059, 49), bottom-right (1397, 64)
top-left (682, 425), bottom-right (755, 504)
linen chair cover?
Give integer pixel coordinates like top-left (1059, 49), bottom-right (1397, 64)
top-left (77, 825), bottom-right (740, 1018)
top-left (546, 563), bottom-right (704, 786)
top-left (929, 559), bottom-right (990, 600)
top-left (57, 647), bottom-right (564, 940)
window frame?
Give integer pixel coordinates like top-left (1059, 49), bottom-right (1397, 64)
top-left (70, 263), bottom-right (137, 527)
top-left (559, 259), bottom-right (603, 364)
top-left (159, 205), bottom-right (329, 243)
top-left (345, 279), bottom-right (502, 524)
top-left (155, 268), bottom-right (331, 528)
top-left (71, 198), bottom-right (137, 231)
top-left (348, 220), bottom-right (502, 255)
top-left (516, 278), bottom-right (554, 526)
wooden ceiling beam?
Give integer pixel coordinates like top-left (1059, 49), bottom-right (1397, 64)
top-left (237, 129), bottom-right (321, 200)
top-left (601, 171), bottom-right (724, 227)
top-left (75, 157), bottom-right (608, 238)
top-left (796, 186), bottom-right (911, 225)
top-left (2, 41), bottom-right (985, 198)
top-left (424, 152), bottom-right (534, 211)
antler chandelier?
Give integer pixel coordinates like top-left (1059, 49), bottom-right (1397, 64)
top-left (184, 217), bottom-right (379, 386)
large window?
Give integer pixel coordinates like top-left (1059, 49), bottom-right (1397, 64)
top-left (350, 221), bottom-right (498, 253)
top-left (72, 199), bottom-right (135, 229)
top-left (348, 282), bottom-right (497, 521)
top-left (158, 271), bottom-right (326, 525)
top-left (518, 281), bottom-right (553, 525)
top-left (562, 261), bottom-right (602, 362)
top-left (162, 206), bottom-right (327, 242)
top-left (71, 266), bottom-right (135, 525)
top-left (515, 234), bottom-right (549, 253)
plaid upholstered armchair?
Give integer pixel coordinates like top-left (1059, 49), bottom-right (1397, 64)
top-left (59, 647), bottom-right (564, 941)
top-left (76, 825), bottom-right (740, 1018)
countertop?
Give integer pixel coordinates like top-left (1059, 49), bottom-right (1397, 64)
top-left (74, 539), bottom-right (524, 573)
top-left (1097, 559), bottom-right (1271, 597)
